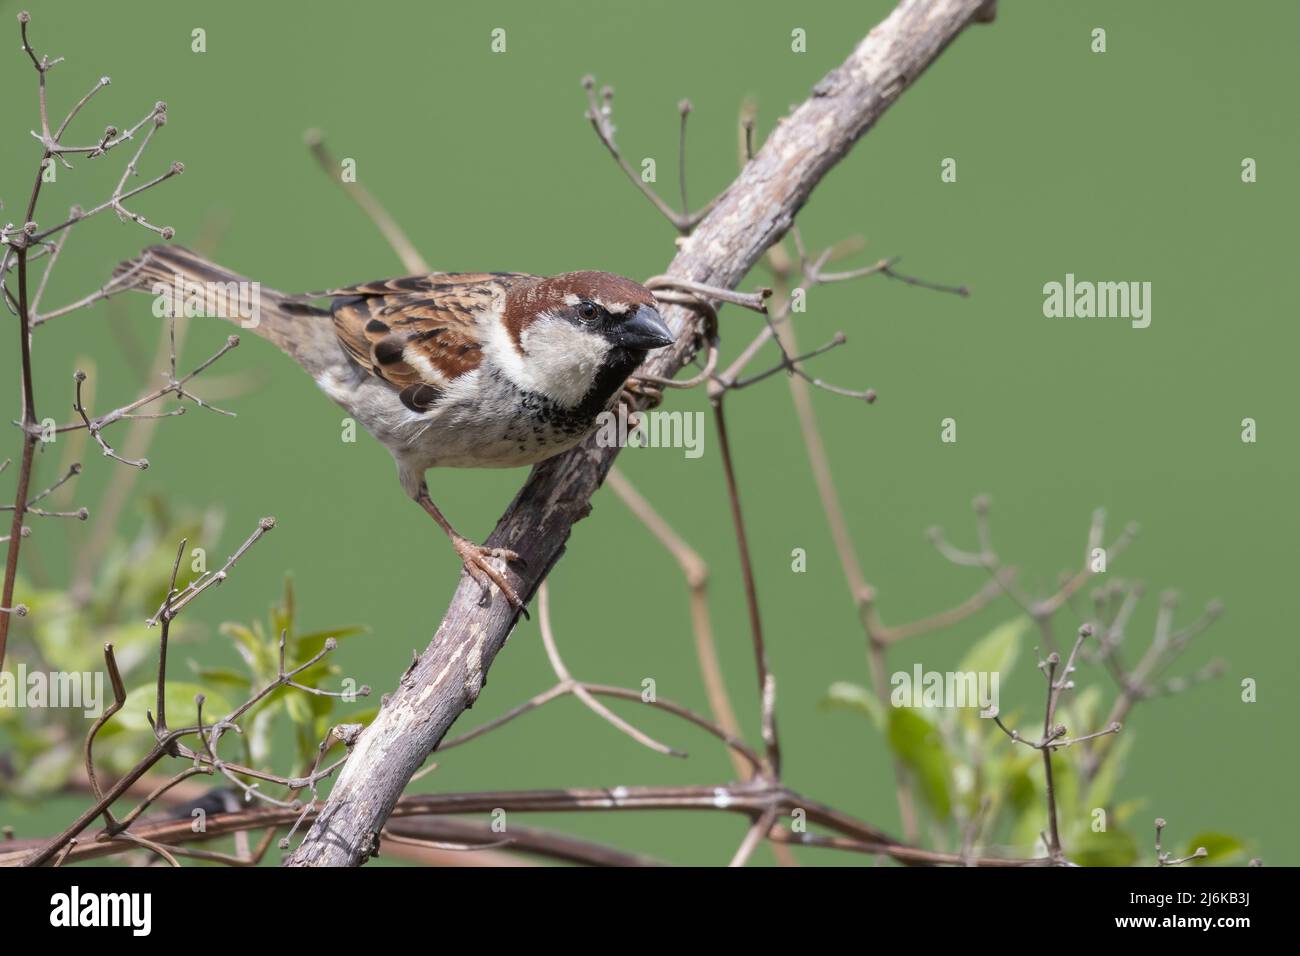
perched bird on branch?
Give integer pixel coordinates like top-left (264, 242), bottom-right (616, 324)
top-left (114, 245), bottom-right (673, 608)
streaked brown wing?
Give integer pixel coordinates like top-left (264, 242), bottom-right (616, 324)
top-left (327, 273), bottom-right (538, 412)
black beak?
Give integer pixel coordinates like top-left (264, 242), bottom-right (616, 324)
top-left (609, 304), bottom-right (673, 350)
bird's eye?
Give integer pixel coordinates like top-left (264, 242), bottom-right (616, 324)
top-left (577, 301), bottom-right (599, 321)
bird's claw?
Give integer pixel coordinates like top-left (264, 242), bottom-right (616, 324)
top-left (453, 538), bottom-right (525, 613)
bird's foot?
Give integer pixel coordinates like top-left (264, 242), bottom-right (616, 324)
top-left (620, 376), bottom-right (664, 410)
top-left (452, 536), bottom-right (525, 612)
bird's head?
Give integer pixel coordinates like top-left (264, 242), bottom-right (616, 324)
top-left (496, 271), bottom-right (673, 411)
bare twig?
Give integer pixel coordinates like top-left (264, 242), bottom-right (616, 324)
top-left (303, 128), bottom-right (430, 274)
top-left (536, 582), bottom-right (684, 758)
top-left (710, 398), bottom-right (779, 777)
top-left (988, 625), bottom-right (1124, 863)
top-left (581, 78), bottom-right (722, 234)
top-left (0, 10), bottom-right (183, 669)
top-left (146, 517), bottom-right (275, 626)
top-left (1154, 818), bottom-right (1207, 867)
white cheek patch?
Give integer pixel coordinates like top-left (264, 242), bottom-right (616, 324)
top-left (508, 315), bottom-right (612, 407)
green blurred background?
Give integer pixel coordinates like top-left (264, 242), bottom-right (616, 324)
top-left (1, 0), bottom-right (1296, 865)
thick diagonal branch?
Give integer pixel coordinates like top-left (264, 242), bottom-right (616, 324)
top-left (287, 0), bottom-right (993, 867)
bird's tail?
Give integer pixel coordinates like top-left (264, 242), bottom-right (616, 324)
top-left (112, 245), bottom-right (342, 376)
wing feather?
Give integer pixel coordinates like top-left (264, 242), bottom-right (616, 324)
top-left (326, 272), bottom-right (537, 407)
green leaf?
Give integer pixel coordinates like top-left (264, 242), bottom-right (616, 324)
top-left (115, 682), bottom-right (234, 734)
top-left (958, 616), bottom-right (1028, 679)
top-left (1011, 798), bottom-right (1049, 852)
top-left (1001, 753), bottom-right (1038, 815)
top-left (189, 666), bottom-right (254, 691)
top-left (1008, 751), bottom-right (1081, 853)
top-left (295, 625), bottom-right (368, 660)
top-left (1050, 752), bottom-right (1081, 834)
top-left (1112, 798), bottom-right (1145, 825)
top-left (247, 705), bottom-right (279, 766)
top-left (220, 622), bottom-right (274, 680)
top-left (1067, 684), bottom-right (1103, 737)
top-left (887, 707), bottom-right (951, 819)
top-left (285, 689), bottom-right (313, 726)
top-left (11, 743), bottom-right (78, 798)
top-left (1083, 732), bottom-right (1134, 809)
top-left (1185, 832), bottom-right (1246, 866)
top-left (1073, 827), bottom-right (1139, 867)
top-left (959, 618), bottom-right (1028, 732)
top-left (821, 681), bottom-right (885, 730)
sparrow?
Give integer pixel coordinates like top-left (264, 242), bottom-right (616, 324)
top-left (113, 245), bottom-right (674, 608)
